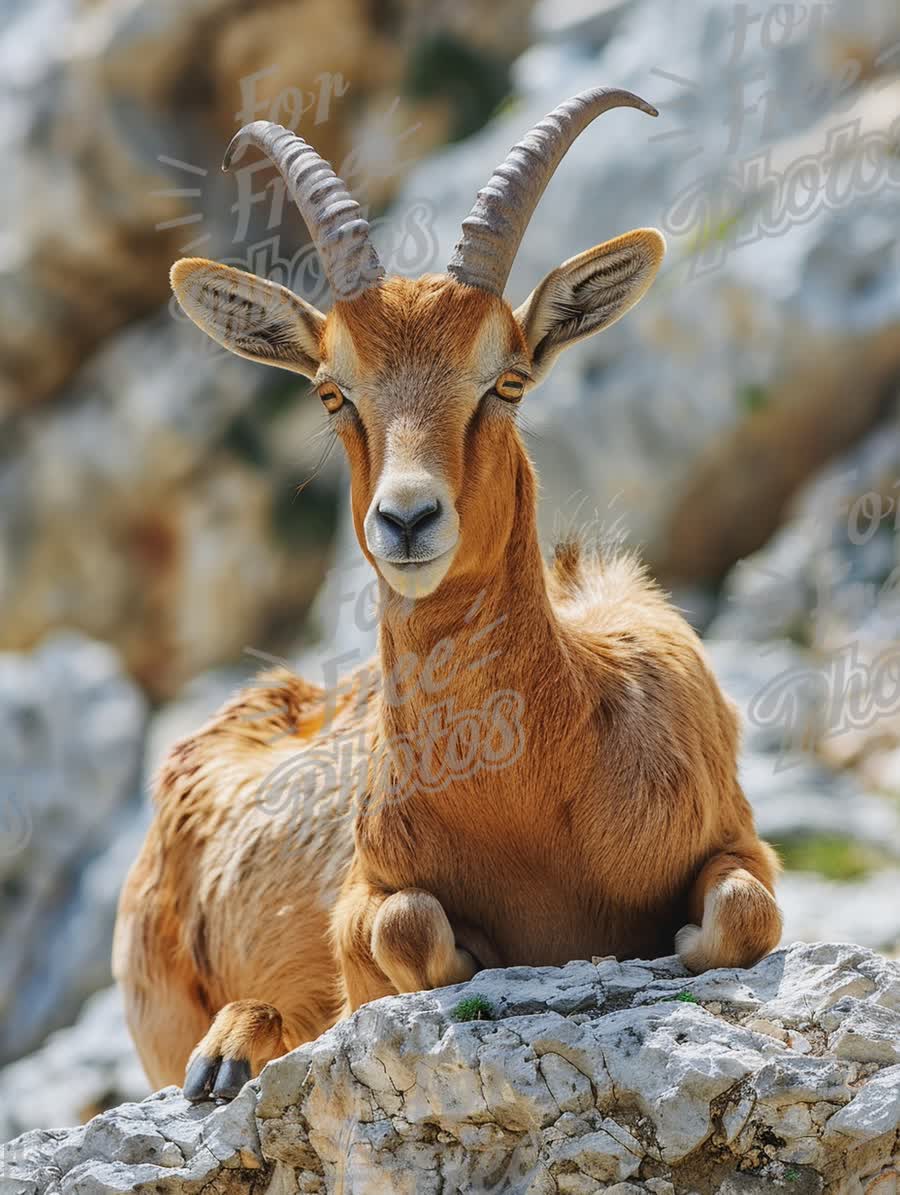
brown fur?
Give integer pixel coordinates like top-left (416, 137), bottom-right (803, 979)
top-left (116, 261), bottom-right (781, 1093)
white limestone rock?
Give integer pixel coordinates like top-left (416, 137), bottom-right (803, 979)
top-left (0, 987), bottom-right (148, 1144)
top-left (0, 633), bottom-right (146, 1066)
top-left (2, 943), bottom-right (898, 1193)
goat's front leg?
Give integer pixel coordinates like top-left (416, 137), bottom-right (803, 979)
top-left (332, 876), bottom-right (479, 1015)
top-left (183, 1000), bottom-right (288, 1103)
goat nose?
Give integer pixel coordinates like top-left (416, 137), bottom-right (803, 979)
top-left (376, 497), bottom-right (440, 535)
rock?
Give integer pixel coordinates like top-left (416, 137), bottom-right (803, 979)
top-left (702, 637), bottom-right (900, 954)
top-left (0, 633), bottom-right (146, 1065)
top-left (0, 987), bottom-right (148, 1143)
top-left (0, 0), bottom-right (534, 413)
top-left (698, 396), bottom-right (900, 952)
top-left (2, 944), bottom-right (898, 1192)
top-left (777, 871), bottom-right (900, 955)
top-left (532, 0), bottom-right (631, 48)
top-left (0, 311), bottom-right (338, 698)
top-left (0, 0), bottom-right (537, 692)
top-left (709, 397), bottom-right (900, 787)
top-left (704, 638), bottom-right (900, 848)
top-left (826, 1065), bottom-right (900, 1143)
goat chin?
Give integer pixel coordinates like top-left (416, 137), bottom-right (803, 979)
top-left (376, 548), bottom-right (456, 599)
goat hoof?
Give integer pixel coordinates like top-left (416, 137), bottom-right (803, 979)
top-left (183, 1053), bottom-right (217, 1102)
top-left (183, 1053), bottom-right (251, 1103)
top-left (183, 999), bottom-right (283, 1103)
top-left (213, 1057), bottom-right (252, 1099)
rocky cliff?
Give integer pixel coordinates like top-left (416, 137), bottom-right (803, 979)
top-left (2, 0), bottom-right (900, 1164)
top-left (0, 0), bottom-right (533, 696)
top-left (3, 944), bottom-right (898, 1194)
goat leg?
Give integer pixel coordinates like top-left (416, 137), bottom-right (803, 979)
top-left (676, 841), bottom-right (782, 973)
top-left (333, 874), bottom-right (478, 1014)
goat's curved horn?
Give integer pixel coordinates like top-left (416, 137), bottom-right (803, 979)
top-left (447, 88), bottom-right (658, 296)
top-left (223, 122), bottom-right (385, 302)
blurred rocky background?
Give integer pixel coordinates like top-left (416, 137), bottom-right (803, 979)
top-left (1, 0), bottom-right (900, 1143)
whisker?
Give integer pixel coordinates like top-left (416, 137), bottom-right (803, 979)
top-left (308, 419), bottom-right (338, 447)
top-left (296, 430), bottom-right (339, 495)
top-left (517, 413), bottom-right (544, 443)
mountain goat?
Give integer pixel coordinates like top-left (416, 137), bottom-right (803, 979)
top-left (114, 88), bottom-right (782, 1103)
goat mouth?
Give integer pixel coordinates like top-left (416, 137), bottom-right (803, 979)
top-left (380, 548), bottom-right (455, 572)
top-left (375, 545), bottom-right (458, 598)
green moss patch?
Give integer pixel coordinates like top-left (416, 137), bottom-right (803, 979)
top-left (451, 995), bottom-right (495, 1022)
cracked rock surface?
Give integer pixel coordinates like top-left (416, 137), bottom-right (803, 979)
top-left (3, 943), bottom-right (898, 1194)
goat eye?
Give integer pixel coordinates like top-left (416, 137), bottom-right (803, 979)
top-left (494, 371), bottom-right (526, 403)
top-left (317, 382), bottom-right (344, 413)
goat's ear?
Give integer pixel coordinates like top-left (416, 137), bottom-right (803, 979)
top-left (514, 229), bottom-right (665, 382)
top-left (170, 258), bottom-right (325, 378)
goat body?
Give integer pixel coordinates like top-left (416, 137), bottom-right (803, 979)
top-left (115, 469), bottom-right (779, 1090)
top-left (114, 91), bottom-right (781, 1102)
